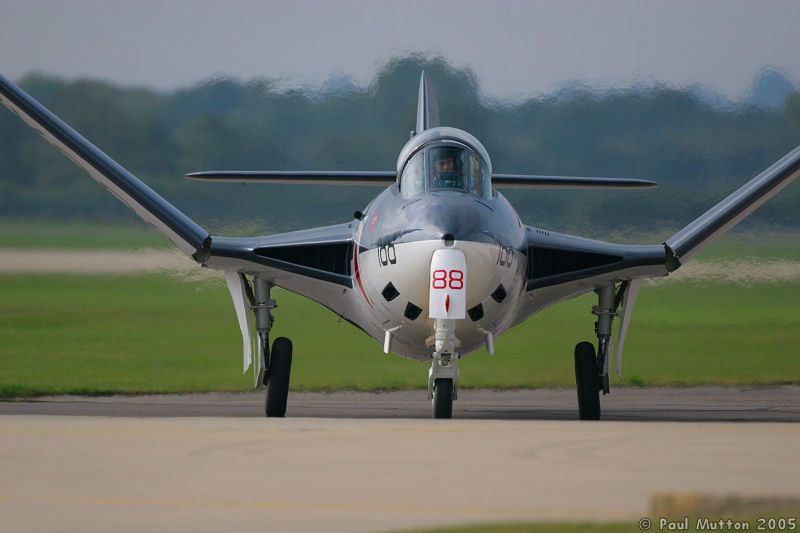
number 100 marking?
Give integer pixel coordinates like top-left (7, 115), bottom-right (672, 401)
top-left (432, 269), bottom-right (464, 290)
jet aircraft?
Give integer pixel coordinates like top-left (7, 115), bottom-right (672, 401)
top-left (1, 73), bottom-right (798, 419)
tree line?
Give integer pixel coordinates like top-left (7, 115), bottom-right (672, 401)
top-left (1, 55), bottom-right (799, 238)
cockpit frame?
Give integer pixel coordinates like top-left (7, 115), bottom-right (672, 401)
top-left (397, 127), bottom-right (493, 199)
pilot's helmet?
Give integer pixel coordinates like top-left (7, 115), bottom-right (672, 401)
top-left (432, 147), bottom-right (464, 188)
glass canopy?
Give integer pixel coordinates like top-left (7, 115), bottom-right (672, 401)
top-left (400, 142), bottom-right (489, 198)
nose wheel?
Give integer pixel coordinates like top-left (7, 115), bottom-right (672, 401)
top-left (432, 378), bottom-right (454, 418)
top-left (427, 319), bottom-right (460, 419)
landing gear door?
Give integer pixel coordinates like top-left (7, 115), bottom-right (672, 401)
top-left (429, 249), bottom-right (467, 319)
top-left (224, 271), bottom-right (254, 373)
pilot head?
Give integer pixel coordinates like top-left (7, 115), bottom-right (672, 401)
top-left (434, 154), bottom-right (455, 174)
top-left (432, 148), bottom-right (463, 189)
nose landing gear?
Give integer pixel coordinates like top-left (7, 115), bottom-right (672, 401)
top-left (428, 318), bottom-right (460, 419)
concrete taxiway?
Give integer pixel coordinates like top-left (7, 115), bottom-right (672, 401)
top-left (1, 386), bottom-right (799, 421)
top-left (1, 388), bottom-right (798, 532)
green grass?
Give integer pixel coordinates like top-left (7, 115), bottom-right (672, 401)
top-left (0, 218), bottom-right (170, 249)
top-left (2, 218), bottom-right (799, 260)
top-left (691, 232), bottom-right (800, 262)
top-left (0, 273), bottom-right (799, 396)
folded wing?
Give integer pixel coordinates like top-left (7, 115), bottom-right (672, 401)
top-left (0, 74), bottom-right (210, 257)
top-left (0, 74), bottom-right (363, 327)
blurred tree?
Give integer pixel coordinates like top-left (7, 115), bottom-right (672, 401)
top-left (0, 55), bottom-right (798, 234)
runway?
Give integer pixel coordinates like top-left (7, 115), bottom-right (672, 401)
top-left (2, 386), bottom-right (799, 421)
top-left (2, 388), bottom-right (798, 532)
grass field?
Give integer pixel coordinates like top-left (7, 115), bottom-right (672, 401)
top-left (3, 218), bottom-right (800, 260)
top-left (1, 271), bottom-right (798, 397)
top-left (0, 219), bottom-right (170, 250)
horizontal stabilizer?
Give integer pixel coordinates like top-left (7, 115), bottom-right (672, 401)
top-left (666, 145), bottom-right (800, 263)
top-left (187, 171), bottom-right (656, 189)
top-left (186, 170), bottom-right (396, 186)
top-left (492, 174), bottom-right (657, 189)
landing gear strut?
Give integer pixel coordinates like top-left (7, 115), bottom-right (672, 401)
top-left (574, 283), bottom-right (626, 420)
top-left (252, 277), bottom-right (293, 418)
top-left (428, 318), bottom-right (459, 419)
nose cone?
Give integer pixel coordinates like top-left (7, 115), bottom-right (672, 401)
top-left (399, 192), bottom-right (494, 245)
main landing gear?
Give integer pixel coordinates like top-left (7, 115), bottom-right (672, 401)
top-left (252, 277), bottom-right (293, 418)
top-left (574, 283), bottom-right (626, 420)
top-left (428, 318), bottom-right (460, 419)
top-left (574, 341), bottom-right (600, 420)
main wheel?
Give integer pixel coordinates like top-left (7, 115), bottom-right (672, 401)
top-left (432, 378), bottom-right (453, 419)
top-left (265, 337), bottom-right (292, 417)
top-left (574, 341), bottom-right (601, 420)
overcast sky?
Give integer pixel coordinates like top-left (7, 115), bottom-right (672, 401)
top-left (1, 0), bottom-right (799, 99)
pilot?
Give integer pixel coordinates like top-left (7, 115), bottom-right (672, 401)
top-left (434, 154), bottom-right (455, 174)
top-left (432, 149), bottom-right (463, 189)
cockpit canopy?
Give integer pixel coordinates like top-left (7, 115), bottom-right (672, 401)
top-left (400, 141), bottom-right (490, 199)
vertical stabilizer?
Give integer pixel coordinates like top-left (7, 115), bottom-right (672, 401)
top-left (416, 71), bottom-right (440, 134)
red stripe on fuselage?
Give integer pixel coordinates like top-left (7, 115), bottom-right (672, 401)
top-left (353, 246), bottom-right (373, 308)
top-left (353, 219), bottom-right (374, 308)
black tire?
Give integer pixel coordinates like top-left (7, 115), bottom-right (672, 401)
top-left (574, 341), bottom-right (601, 420)
top-left (432, 378), bottom-right (453, 419)
top-left (265, 337), bottom-right (292, 417)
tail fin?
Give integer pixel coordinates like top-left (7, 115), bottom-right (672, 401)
top-left (415, 71), bottom-right (440, 134)
top-left (665, 145), bottom-right (800, 265)
top-left (0, 74), bottom-right (210, 259)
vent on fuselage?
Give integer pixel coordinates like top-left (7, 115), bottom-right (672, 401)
top-left (404, 302), bottom-right (422, 321)
top-left (254, 242), bottom-right (353, 276)
top-left (467, 303), bottom-right (484, 321)
top-left (527, 247), bottom-right (622, 279)
top-left (382, 282), bottom-right (400, 301)
top-left (491, 284), bottom-right (506, 303)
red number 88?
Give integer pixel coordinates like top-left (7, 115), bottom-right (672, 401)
top-left (431, 269), bottom-right (464, 290)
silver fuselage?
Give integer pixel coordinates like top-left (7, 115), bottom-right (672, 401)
top-left (352, 185), bottom-right (527, 360)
